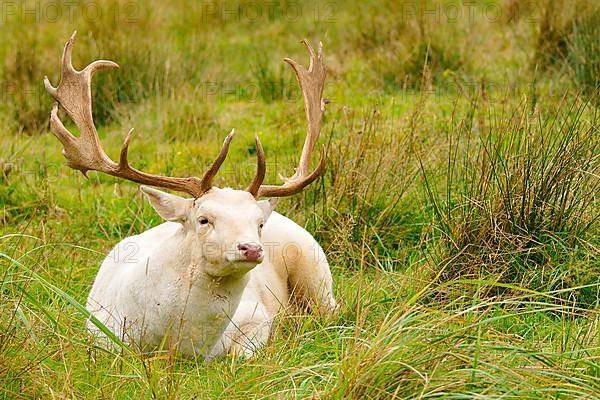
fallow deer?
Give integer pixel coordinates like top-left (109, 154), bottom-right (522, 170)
top-left (44, 32), bottom-right (336, 358)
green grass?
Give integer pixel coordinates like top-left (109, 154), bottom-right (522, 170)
top-left (1, 0), bottom-right (599, 398)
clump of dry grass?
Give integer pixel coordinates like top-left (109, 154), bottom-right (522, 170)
top-left (421, 98), bottom-right (599, 306)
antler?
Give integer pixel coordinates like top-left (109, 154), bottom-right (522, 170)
top-left (44, 31), bottom-right (235, 198)
top-left (255, 39), bottom-right (328, 198)
top-left (246, 135), bottom-right (266, 197)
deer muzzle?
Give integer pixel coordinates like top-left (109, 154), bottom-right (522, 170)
top-left (237, 243), bottom-right (264, 262)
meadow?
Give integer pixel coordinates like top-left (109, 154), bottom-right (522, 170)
top-left (1, 0), bottom-right (599, 398)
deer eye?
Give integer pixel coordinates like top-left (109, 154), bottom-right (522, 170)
top-left (199, 218), bottom-right (210, 225)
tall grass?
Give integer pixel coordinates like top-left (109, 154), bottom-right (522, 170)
top-left (420, 98), bottom-right (599, 305)
top-left (534, 0), bottom-right (600, 96)
top-left (566, 11), bottom-right (600, 98)
top-left (3, 235), bottom-right (599, 398)
top-left (313, 106), bottom-right (424, 271)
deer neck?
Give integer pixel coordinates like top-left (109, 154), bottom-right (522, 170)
top-left (153, 225), bottom-right (250, 312)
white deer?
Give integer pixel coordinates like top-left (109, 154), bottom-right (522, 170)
top-left (44, 32), bottom-right (336, 358)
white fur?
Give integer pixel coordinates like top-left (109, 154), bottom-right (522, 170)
top-left (86, 186), bottom-right (336, 358)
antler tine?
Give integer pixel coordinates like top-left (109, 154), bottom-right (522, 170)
top-left (62, 31), bottom-right (76, 74)
top-left (45, 32), bottom-right (234, 198)
top-left (246, 135), bottom-right (266, 197)
top-left (200, 129), bottom-right (236, 192)
top-left (256, 39), bottom-right (328, 198)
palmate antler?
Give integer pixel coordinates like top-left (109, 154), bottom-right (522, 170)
top-left (256, 40), bottom-right (328, 198)
top-left (44, 31), bottom-right (240, 198)
top-left (45, 32), bottom-right (327, 199)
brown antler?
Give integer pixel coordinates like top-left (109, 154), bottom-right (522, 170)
top-left (255, 39), bottom-right (328, 198)
top-left (246, 135), bottom-right (266, 197)
top-left (44, 31), bottom-right (234, 198)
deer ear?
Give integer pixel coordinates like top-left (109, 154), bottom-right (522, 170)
top-left (140, 186), bottom-right (192, 223)
top-left (257, 198), bottom-right (278, 222)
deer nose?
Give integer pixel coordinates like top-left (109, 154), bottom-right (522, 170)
top-left (237, 243), bottom-right (263, 262)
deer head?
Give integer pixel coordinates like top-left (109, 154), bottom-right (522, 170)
top-left (44, 32), bottom-right (328, 273)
